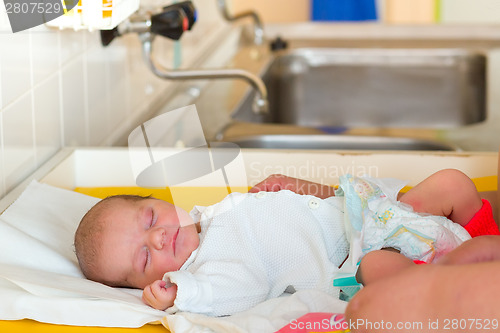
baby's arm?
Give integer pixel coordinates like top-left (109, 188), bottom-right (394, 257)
top-left (164, 261), bottom-right (270, 316)
top-left (142, 280), bottom-right (177, 311)
top-left (249, 174), bottom-right (336, 199)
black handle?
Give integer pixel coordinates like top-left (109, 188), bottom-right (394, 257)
top-left (100, 1), bottom-right (197, 46)
top-left (163, 1), bottom-right (196, 30)
top-left (151, 1), bottom-right (196, 40)
top-left (100, 27), bottom-right (121, 47)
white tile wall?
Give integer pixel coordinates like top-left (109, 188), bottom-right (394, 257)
top-left (60, 55), bottom-right (87, 146)
top-left (0, 31), bottom-right (31, 108)
top-left (0, 0), bottom-right (222, 196)
top-left (33, 74), bottom-right (61, 161)
top-left (2, 93), bottom-right (36, 193)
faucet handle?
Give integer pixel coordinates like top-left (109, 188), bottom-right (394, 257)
top-left (162, 1), bottom-right (197, 29)
top-left (100, 1), bottom-right (197, 46)
top-left (151, 1), bottom-right (197, 40)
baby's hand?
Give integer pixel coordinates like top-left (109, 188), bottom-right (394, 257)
top-left (250, 174), bottom-right (336, 199)
top-left (250, 174), bottom-right (302, 193)
top-left (142, 279), bottom-right (177, 310)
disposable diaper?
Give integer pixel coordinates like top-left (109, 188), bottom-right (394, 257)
top-left (336, 174), bottom-right (471, 265)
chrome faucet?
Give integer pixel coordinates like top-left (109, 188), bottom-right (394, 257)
top-left (139, 32), bottom-right (268, 114)
top-left (100, 1), bottom-right (268, 115)
top-left (216, 0), bottom-right (264, 45)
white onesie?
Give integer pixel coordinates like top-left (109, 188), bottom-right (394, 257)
top-left (163, 190), bottom-right (348, 316)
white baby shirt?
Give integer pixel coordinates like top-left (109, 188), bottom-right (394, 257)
top-left (163, 190), bottom-right (348, 316)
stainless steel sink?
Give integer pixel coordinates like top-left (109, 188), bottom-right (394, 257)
top-left (152, 27), bottom-right (491, 151)
top-left (232, 48), bottom-right (486, 128)
top-left (228, 134), bottom-right (456, 151)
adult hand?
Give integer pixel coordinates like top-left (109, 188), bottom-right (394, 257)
top-left (345, 264), bottom-right (438, 333)
top-left (249, 174), bottom-right (336, 199)
top-left (436, 235), bottom-right (500, 265)
top-left (345, 261), bottom-right (500, 333)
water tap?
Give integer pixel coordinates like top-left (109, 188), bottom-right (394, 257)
top-left (100, 1), bottom-right (268, 115)
top-left (216, 0), bottom-right (264, 45)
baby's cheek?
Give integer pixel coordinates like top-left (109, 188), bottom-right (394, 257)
top-left (176, 208), bottom-right (195, 227)
top-left (149, 267), bottom-right (168, 284)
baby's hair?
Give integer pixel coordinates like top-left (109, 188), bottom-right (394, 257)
top-left (74, 194), bottom-right (152, 286)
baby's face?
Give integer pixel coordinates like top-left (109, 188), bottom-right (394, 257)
top-left (97, 198), bottom-right (199, 289)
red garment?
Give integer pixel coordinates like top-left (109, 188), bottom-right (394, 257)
top-left (463, 199), bottom-right (500, 238)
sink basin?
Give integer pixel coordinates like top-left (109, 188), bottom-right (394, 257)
top-left (232, 48), bottom-right (486, 128)
top-left (227, 134), bottom-right (456, 151)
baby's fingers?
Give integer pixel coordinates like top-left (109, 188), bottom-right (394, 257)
top-left (142, 283), bottom-right (158, 307)
top-left (249, 174), bottom-right (287, 193)
top-left (142, 280), bottom-right (177, 310)
top-left (150, 280), bottom-right (168, 298)
top-left (142, 281), bottom-right (167, 309)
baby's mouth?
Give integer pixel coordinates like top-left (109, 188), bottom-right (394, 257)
top-left (171, 227), bottom-right (180, 255)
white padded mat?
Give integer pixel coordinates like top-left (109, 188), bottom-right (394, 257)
top-left (0, 180), bottom-right (166, 327)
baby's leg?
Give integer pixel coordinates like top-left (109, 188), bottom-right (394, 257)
top-left (398, 169), bottom-right (482, 226)
top-left (356, 249), bottom-right (415, 286)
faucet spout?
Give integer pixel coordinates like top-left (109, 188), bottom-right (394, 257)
top-left (101, 1), bottom-right (268, 114)
top-left (140, 33), bottom-right (268, 115)
top-left (216, 0), bottom-right (264, 45)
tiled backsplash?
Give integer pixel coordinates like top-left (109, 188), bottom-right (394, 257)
top-left (0, 0), bottom-right (223, 197)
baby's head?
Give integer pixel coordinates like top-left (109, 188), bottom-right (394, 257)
top-left (74, 195), bottom-right (199, 289)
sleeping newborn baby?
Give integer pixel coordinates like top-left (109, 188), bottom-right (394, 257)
top-left (74, 171), bottom-right (495, 316)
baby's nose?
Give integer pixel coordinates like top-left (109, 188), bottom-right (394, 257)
top-left (149, 227), bottom-right (166, 250)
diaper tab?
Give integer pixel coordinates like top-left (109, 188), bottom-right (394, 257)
top-left (333, 263), bottom-right (362, 301)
